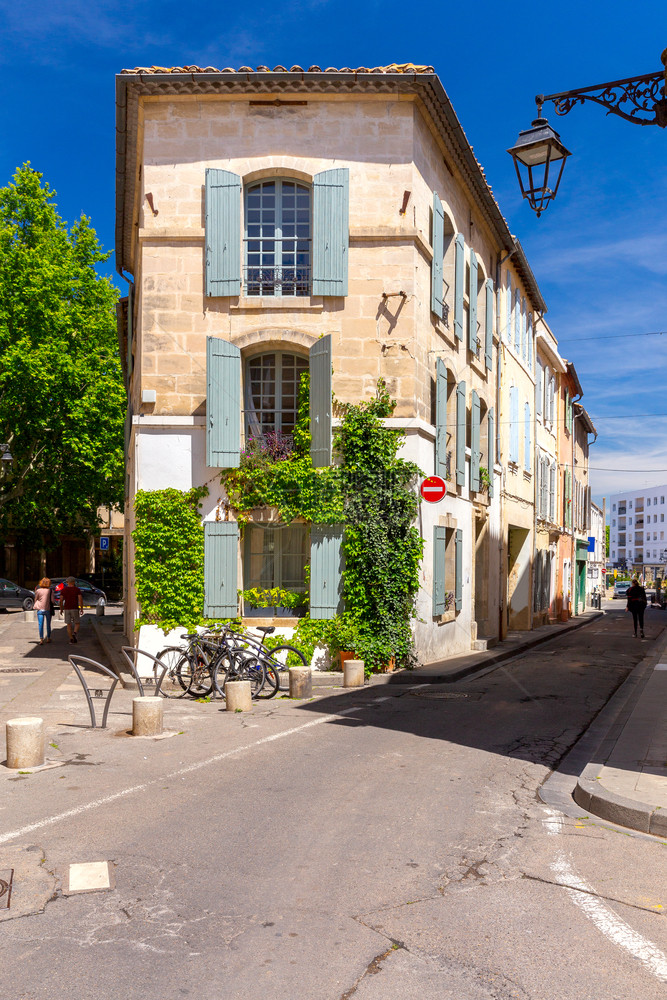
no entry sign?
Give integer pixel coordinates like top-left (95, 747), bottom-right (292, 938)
top-left (420, 476), bottom-right (447, 503)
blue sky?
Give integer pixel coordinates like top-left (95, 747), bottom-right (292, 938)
top-left (1, 0), bottom-right (666, 507)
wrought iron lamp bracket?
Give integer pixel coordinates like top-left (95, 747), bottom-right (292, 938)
top-left (536, 66), bottom-right (667, 128)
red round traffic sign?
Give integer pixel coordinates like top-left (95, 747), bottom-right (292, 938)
top-left (420, 476), bottom-right (447, 503)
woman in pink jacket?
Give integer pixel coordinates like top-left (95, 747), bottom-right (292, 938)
top-left (33, 577), bottom-right (53, 645)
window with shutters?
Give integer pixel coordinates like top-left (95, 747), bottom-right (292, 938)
top-left (430, 195), bottom-right (456, 326)
top-left (244, 180), bottom-right (311, 296)
top-left (505, 271), bottom-right (512, 342)
top-left (244, 351), bottom-right (308, 445)
top-left (243, 523), bottom-right (308, 614)
top-left (432, 524), bottom-right (459, 620)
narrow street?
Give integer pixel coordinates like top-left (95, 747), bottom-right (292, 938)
top-left (1, 604), bottom-right (666, 999)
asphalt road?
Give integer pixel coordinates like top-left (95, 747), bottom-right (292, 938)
top-left (1, 603), bottom-right (666, 999)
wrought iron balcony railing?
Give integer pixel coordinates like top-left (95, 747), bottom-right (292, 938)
top-left (244, 265), bottom-right (311, 297)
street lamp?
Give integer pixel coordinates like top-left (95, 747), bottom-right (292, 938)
top-left (509, 46), bottom-right (667, 216)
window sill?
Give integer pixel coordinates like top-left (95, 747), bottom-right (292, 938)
top-left (230, 296), bottom-right (324, 312)
top-left (241, 617), bottom-right (302, 627)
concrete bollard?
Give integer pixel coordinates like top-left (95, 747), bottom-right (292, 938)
top-left (289, 667), bottom-right (312, 699)
top-left (23, 610), bottom-right (36, 623)
top-left (343, 659), bottom-right (365, 688)
top-left (132, 696), bottom-right (164, 736)
top-left (226, 680), bottom-right (252, 712)
top-left (6, 717), bottom-right (44, 769)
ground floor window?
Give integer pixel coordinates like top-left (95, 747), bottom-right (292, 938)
top-left (243, 523), bottom-right (308, 616)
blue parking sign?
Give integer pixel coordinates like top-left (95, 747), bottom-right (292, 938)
top-left (100, 537), bottom-right (110, 551)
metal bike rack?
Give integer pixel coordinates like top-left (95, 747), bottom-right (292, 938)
top-left (68, 656), bottom-right (121, 729)
top-left (120, 646), bottom-right (170, 697)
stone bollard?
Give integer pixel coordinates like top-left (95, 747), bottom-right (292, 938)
top-left (226, 680), bottom-right (252, 712)
top-left (132, 696), bottom-right (163, 737)
top-left (23, 609), bottom-right (36, 623)
top-left (289, 666), bottom-right (312, 699)
top-left (6, 717), bottom-right (44, 769)
top-left (343, 659), bottom-right (365, 688)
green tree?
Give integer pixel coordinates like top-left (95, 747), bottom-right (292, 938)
top-left (0, 164), bottom-right (125, 547)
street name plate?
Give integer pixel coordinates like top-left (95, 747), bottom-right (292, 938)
top-left (0, 869), bottom-right (14, 910)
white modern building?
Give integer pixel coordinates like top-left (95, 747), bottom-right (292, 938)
top-left (607, 486), bottom-right (667, 577)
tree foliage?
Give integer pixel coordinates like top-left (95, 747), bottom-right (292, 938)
top-left (0, 164), bottom-right (125, 546)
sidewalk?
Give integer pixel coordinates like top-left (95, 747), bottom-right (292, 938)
top-left (573, 628), bottom-right (667, 837)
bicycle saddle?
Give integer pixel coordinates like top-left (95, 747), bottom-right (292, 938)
top-left (180, 633), bottom-right (199, 639)
top-left (255, 625), bottom-right (276, 634)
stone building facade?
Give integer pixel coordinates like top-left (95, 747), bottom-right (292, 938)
top-left (115, 64), bottom-right (594, 662)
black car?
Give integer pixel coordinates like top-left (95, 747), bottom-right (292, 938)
top-left (0, 578), bottom-right (35, 611)
top-left (50, 577), bottom-right (107, 612)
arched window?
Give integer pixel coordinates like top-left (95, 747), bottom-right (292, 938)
top-left (244, 180), bottom-right (311, 296)
top-left (244, 351), bottom-right (309, 443)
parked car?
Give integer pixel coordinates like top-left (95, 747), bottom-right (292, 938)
top-left (613, 581), bottom-right (631, 599)
top-left (0, 578), bottom-right (35, 611)
top-left (49, 577), bottom-right (107, 613)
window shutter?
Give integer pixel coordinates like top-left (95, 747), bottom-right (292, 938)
top-left (565, 389), bottom-right (570, 432)
top-left (312, 168), bottom-right (349, 296)
top-left (550, 376), bottom-right (556, 424)
top-left (455, 528), bottom-right (463, 611)
top-left (485, 278), bottom-right (494, 370)
top-left (433, 526), bottom-right (446, 616)
top-left (205, 168), bottom-right (241, 297)
top-left (309, 335), bottom-right (332, 467)
top-left (506, 272), bottom-right (512, 342)
top-left (527, 312), bottom-right (533, 369)
top-left (454, 234), bottom-right (465, 340)
top-left (456, 379), bottom-right (466, 486)
top-left (524, 402), bottom-right (531, 472)
top-left (514, 289), bottom-right (521, 351)
top-left (470, 389), bottom-right (481, 492)
top-left (309, 525), bottom-right (344, 619)
top-left (207, 337), bottom-right (241, 468)
top-left (549, 463), bottom-right (556, 522)
top-left (509, 386), bottom-right (519, 463)
top-left (435, 358), bottom-right (448, 479)
top-left (536, 362), bottom-right (543, 417)
top-left (431, 192), bottom-right (445, 319)
top-left (487, 407), bottom-right (494, 498)
top-left (468, 250), bottom-right (478, 352)
top-left (204, 521), bottom-right (239, 617)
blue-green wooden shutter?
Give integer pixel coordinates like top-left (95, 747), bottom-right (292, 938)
top-left (506, 272), bottom-right (512, 342)
top-left (470, 389), bottom-right (480, 492)
top-left (205, 168), bottom-right (241, 297)
top-left (468, 250), bottom-right (478, 352)
top-left (204, 521), bottom-right (238, 617)
top-left (310, 525), bottom-right (344, 619)
top-left (524, 401), bottom-right (531, 472)
top-left (431, 192), bottom-right (445, 319)
top-left (312, 168), bottom-right (349, 296)
top-left (455, 528), bottom-right (462, 611)
top-left (454, 234), bottom-right (465, 341)
top-left (509, 386), bottom-right (519, 463)
top-left (435, 358), bottom-right (447, 479)
top-left (527, 311), bottom-right (533, 369)
top-left (536, 362), bottom-right (543, 417)
top-left (207, 337), bottom-right (241, 468)
top-left (487, 407), bottom-right (494, 498)
top-left (514, 289), bottom-right (521, 351)
top-left (456, 380), bottom-right (466, 486)
top-left (433, 526), bottom-right (446, 616)
top-left (485, 278), bottom-right (494, 370)
top-left (310, 335), bottom-right (332, 467)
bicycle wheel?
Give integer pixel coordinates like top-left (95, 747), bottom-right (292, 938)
top-left (155, 647), bottom-right (191, 698)
top-left (256, 659), bottom-right (280, 699)
top-left (211, 648), bottom-right (236, 699)
top-left (265, 645), bottom-right (307, 691)
top-left (177, 652), bottom-right (213, 697)
top-left (233, 651), bottom-right (267, 699)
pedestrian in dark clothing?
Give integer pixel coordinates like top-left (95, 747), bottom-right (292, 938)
top-left (626, 578), bottom-right (647, 638)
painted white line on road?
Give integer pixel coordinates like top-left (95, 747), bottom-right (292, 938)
top-left (0, 707), bottom-right (363, 846)
top-left (542, 807), bottom-right (564, 837)
top-left (551, 851), bottom-right (667, 983)
top-left (654, 664), bottom-right (667, 671)
top-left (374, 696), bottom-right (393, 703)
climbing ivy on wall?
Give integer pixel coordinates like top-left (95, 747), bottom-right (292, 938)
top-left (133, 487), bottom-right (207, 631)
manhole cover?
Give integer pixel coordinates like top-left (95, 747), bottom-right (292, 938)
top-left (0, 667), bottom-right (40, 673)
top-left (0, 869), bottom-right (14, 910)
top-left (410, 691), bottom-right (481, 700)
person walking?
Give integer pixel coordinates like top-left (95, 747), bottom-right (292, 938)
top-left (33, 577), bottom-right (53, 645)
top-left (59, 576), bottom-right (84, 644)
top-left (626, 577), bottom-right (647, 638)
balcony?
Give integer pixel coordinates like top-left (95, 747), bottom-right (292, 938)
top-left (244, 265), bottom-right (311, 298)
top-left (618, 505), bottom-right (626, 515)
